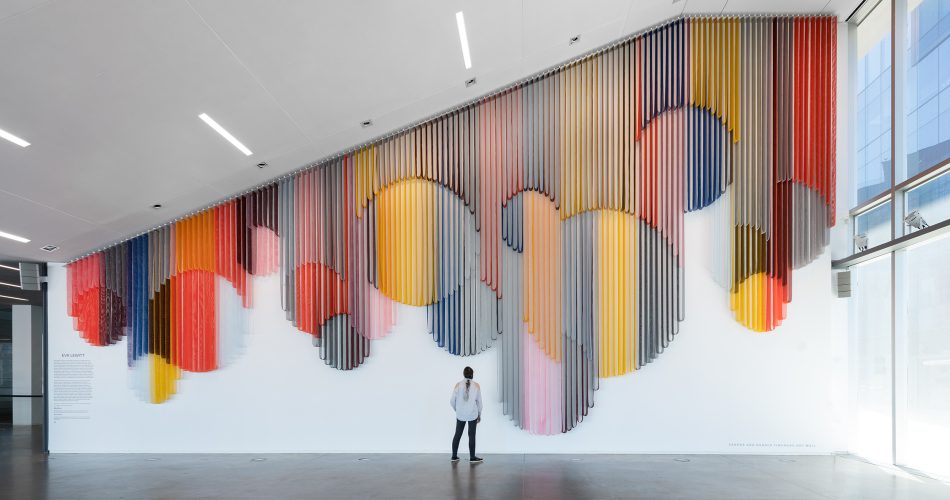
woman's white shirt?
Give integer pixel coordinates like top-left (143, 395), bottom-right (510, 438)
top-left (450, 380), bottom-right (482, 422)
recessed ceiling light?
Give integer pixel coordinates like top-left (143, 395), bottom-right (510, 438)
top-left (0, 127), bottom-right (30, 148)
top-left (0, 281), bottom-right (20, 288)
top-left (0, 294), bottom-right (27, 302)
top-left (40, 245), bottom-right (59, 252)
top-left (0, 264), bottom-right (18, 271)
top-left (0, 230), bottom-right (30, 243)
top-left (256, 162), bottom-right (268, 169)
top-left (361, 120), bottom-right (373, 128)
top-left (465, 77), bottom-right (477, 88)
top-left (456, 11), bottom-right (472, 69)
top-left (198, 113), bottom-right (253, 156)
top-left (152, 204), bottom-right (163, 209)
top-left (569, 35), bottom-right (581, 45)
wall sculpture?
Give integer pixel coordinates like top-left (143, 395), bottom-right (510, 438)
top-left (66, 15), bottom-right (837, 434)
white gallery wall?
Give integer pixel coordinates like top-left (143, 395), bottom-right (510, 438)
top-left (47, 207), bottom-right (849, 454)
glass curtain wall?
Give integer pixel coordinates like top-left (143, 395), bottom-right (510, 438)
top-left (904, 0), bottom-right (950, 180)
top-left (849, 0), bottom-right (950, 480)
top-left (897, 234), bottom-right (950, 477)
top-left (856, 0), bottom-right (894, 207)
top-left (849, 257), bottom-right (894, 463)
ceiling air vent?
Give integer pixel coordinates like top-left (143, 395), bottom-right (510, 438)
top-left (40, 245), bottom-right (59, 252)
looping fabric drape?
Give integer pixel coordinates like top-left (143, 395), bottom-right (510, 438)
top-left (66, 15), bottom-right (836, 434)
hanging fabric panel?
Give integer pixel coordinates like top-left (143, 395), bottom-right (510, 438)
top-left (65, 14), bottom-right (837, 433)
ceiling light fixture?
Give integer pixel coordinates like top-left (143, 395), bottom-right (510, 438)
top-left (40, 245), bottom-right (59, 252)
top-left (0, 230), bottom-right (30, 243)
top-left (152, 204), bottom-right (163, 210)
top-left (256, 162), bottom-right (268, 169)
top-left (854, 233), bottom-right (868, 252)
top-left (904, 210), bottom-right (929, 230)
top-left (198, 113), bottom-right (253, 156)
top-left (569, 35), bottom-right (581, 45)
top-left (0, 281), bottom-right (20, 288)
top-left (361, 120), bottom-right (373, 128)
top-left (0, 264), bottom-right (18, 271)
top-left (465, 77), bottom-right (477, 87)
top-left (0, 127), bottom-right (30, 148)
top-left (0, 294), bottom-right (27, 302)
top-left (456, 12), bottom-right (473, 69)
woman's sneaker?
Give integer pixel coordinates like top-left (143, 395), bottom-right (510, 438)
top-left (470, 456), bottom-right (483, 463)
top-left (450, 456), bottom-right (460, 462)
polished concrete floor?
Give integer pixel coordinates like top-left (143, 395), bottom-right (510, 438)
top-left (3, 426), bottom-right (950, 500)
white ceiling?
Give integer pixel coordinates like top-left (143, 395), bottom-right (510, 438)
top-left (0, 0), bottom-right (862, 262)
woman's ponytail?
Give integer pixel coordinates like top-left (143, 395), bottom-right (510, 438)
top-left (462, 366), bottom-right (474, 401)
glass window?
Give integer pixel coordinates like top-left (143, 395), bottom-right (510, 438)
top-left (906, 169), bottom-right (950, 227)
top-left (905, 0), bottom-right (950, 178)
top-left (898, 234), bottom-right (950, 478)
top-left (857, 1), bottom-right (894, 205)
top-left (847, 0), bottom-right (950, 481)
top-left (855, 201), bottom-right (892, 251)
top-left (849, 256), bottom-right (894, 464)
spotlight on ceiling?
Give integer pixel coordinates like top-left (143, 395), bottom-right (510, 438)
top-left (854, 233), bottom-right (869, 252)
top-left (361, 120), bottom-right (373, 128)
top-left (0, 230), bottom-right (30, 244)
top-left (152, 204), bottom-right (163, 210)
top-left (40, 245), bottom-right (59, 253)
top-left (904, 210), bottom-right (928, 231)
top-left (456, 11), bottom-right (473, 69)
top-left (257, 162), bottom-right (268, 169)
top-left (569, 35), bottom-right (581, 45)
top-left (198, 113), bottom-right (253, 156)
top-left (465, 77), bottom-right (477, 88)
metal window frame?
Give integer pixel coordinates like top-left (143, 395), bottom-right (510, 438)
top-left (850, 156), bottom-right (950, 217)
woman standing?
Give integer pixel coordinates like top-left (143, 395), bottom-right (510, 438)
top-left (449, 366), bottom-right (483, 463)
